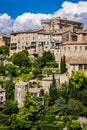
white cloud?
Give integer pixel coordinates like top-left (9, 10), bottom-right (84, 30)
top-left (13, 13), bottom-right (52, 31)
top-left (0, 13), bottom-right (14, 34)
top-left (54, 1), bottom-right (87, 28)
top-left (0, 1), bottom-right (87, 34)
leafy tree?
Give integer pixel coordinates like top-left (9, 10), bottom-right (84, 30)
top-left (0, 45), bottom-right (9, 55)
top-left (5, 64), bottom-right (17, 77)
top-left (33, 51), bottom-right (56, 69)
top-left (58, 82), bottom-right (68, 101)
top-left (5, 78), bottom-right (15, 100)
top-left (2, 100), bottom-right (18, 115)
top-left (69, 120), bottom-right (81, 130)
top-left (0, 65), bottom-right (6, 75)
top-left (12, 50), bottom-right (31, 67)
top-left (69, 71), bottom-right (85, 99)
top-left (24, 91), bottom-right (36, 109)
top-left (20, 66), bottom-right (30, 74)
top-left (82, 124), bottom-right (87, 130)
top-left (32, 67), bottom-right (42, 78)
top-left (42, 51), bottom-right (55, 66)
top-left (0, 112), bottom-right (10, 126)
top-left (70, 71), bottom-right (85, 90)
top-left (67, 98), bottom-right (85, 116)
top-left (11, 114), bottom-right (33, 130)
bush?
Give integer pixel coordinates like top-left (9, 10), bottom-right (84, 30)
top-left (67, 98), bottom-right (85, 116)
top-left (0, 126), bottom-right (10, 130)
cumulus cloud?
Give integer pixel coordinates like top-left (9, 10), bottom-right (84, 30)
top-left (53, 1), bottom-right (87, 28)
top-left (0, 1), bottom-right (87, 34)
top-left (13, 13), bottom-right (52, 31)
top-left (0, 13), bottom-right (14, 34)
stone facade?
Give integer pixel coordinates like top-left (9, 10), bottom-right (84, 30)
top-left (15, 81), bottom-right (28, 107)
top-left (15, 75), bottom-right (68, 107)
top-left (61, 41), bottom-right (87, 74)
top-left (0, 34), bottom-right (10, 47)
top-left (10, 17), bottom-right (87, 72)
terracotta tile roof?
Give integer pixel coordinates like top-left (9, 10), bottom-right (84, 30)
top-left (29, 88), bottom-right (41, 93)
top-left (37, 30), bottom-right (53, 35)
top-left (62, 41), bottom-right (87, 45)
top-left (0, 34), bottom-right (10, 38)
top-left (11, 29), bottom-right (43, 35)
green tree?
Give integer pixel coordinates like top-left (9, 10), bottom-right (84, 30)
top-left (0, 45), bottom-right (9, 55)
top-left (67, 98), bottom-right (85, 116)
top-left (2, 100), bottom-right (18, 115)
top-left (42, 51), bottom-right (55, 66)
top-left (60, 55), bottom-right (66, 74)
top-left (24, 91), bottom-right (36, 109)
top-left (69, 120), bottom-right (81, 130)
top-left (12, 50), bottom-right (31, 67)
top-left (5, 64), bottom-right (17, 77)
top-left (5, 78), bottom-right (15, 100)
top-left (0, 112), bottom-right (10, 126)
top-left (49, 74), bottom-right (58, 104)
top-left (33, 51), bottom-right (56, 69)
top-left (69, 71), bottom-right (85, 99)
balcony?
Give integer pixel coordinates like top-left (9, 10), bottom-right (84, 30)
top-left (30, 42), bottom-right (36, 48)
top-left (10, 43), bottom-right (17, 50)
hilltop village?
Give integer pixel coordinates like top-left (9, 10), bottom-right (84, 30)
top-left (0, 17), bottom-right (87, 130)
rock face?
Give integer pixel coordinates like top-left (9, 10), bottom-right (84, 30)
top-left (15, 81), bottom-right (28, 107)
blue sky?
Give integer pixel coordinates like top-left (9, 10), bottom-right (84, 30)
top-left (0, 0), bottom-right (81, 18)
top-left (0, 0), bottom-right (87, 34)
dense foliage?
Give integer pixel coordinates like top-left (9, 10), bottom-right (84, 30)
top-left (0, 50), bottom-right (87, 130)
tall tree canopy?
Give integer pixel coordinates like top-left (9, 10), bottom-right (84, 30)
top-left (0, 45), bottom-right (9, 55)
top-left (12, 50), bottom-right (31, 67)
top-left (60, 55), bottom-right (66, 74)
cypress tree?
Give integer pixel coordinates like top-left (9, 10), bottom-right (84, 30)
top-left (60, 55), bottom-right (66, 74)
top-left (49, 74), bottom-right (58, 104)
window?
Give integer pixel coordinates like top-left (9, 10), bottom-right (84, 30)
top-left (80, 46), bottom-right (82, 51)
top-left (47, 41), bottom-right (49, 45)
top-left (0, 91), bottom-right (3, 94)
top-left (0, 96), bottom-right (3, 101)
top-left (75, 46), bottom-right (77, 51)
top-left (85, 46), bottom-right (87, 50)
top-left (68, 46), bottom-right (70, 51)
top-left (64, 47), bottom-right (66, 51)
top-left (19, 92), bottom-right (20, 97)
top-left (33, 37), bottom-right (35, 40)
top-left (84, 65), bottom-right (87, 70)
top-left (33, 93), bottom-right (37, 97)
top-left (73, 65), bottom-right (75, 70)
top-left (18, 47), bottom-right (20, 50)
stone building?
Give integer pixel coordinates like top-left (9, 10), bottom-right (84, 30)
top-left (10, 17), bottom-right (87, 73)
top-left (15, 74), bottom-right (68, 107)
top-left (15, 81), bottom-right (28, 107)
top-left (0, 34), bottom-right (10, 46)
top-left (61, 41), bottom-right (87, 74)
